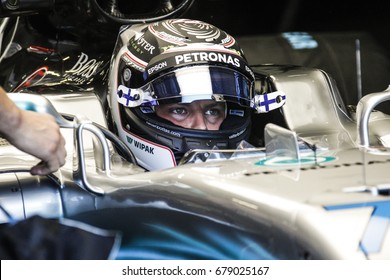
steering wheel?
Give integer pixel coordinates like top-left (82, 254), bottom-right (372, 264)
top-left (92, 0), bottom-right (195, 24)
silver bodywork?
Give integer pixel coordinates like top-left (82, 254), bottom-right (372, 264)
top-left (1, 65), bottom-right (390, 259)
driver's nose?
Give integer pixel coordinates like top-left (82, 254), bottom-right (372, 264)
top-left (188, 112), bottom-right (208, 130)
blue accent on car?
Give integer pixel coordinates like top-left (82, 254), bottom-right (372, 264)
top-left (324, 200), bottom-right (390, 255)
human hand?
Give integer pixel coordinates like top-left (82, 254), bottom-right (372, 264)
top-left (7, 109), bottom-right (67, 175)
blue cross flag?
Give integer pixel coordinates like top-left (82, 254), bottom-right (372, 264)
top-left (251, 91), bottom-right (286, 113)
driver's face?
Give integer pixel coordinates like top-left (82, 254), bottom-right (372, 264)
top-left (155, 100), bottom-right (226, 130)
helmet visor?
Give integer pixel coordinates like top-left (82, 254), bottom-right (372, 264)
top-left (117, 66), bottom-right (254, 107)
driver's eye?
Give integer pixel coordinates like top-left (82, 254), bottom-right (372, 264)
top-left (205, 108), bottom-right (223, 116)
top-left (170, 107), bottom-right (188, 115)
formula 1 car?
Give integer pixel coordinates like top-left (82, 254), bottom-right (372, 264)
top-left (1, 0), bottom-right (390, 260)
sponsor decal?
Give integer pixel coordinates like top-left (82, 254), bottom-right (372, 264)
top-left (245, 65), bottom-right (255, 80)
top-left (129, 36), bottom-right (155, 55)
top-left (151, 30), bottom-right (190, 45)
top-left (221, 35), bottom-right (236, 48)
top-left (229, 109), bottom-right (244, 117)
top-left (146, 121), bottom-right (181, 137)
top-left (147, 60), bottom-right (168, 75)
top-left (174, 52), bottom-right (240, 67)
top-left (140, 106), bottom-right (155, 113)
top-left (255, 156), bottom-right (336, 166)
top-left (135, 36), bottom-right (155, 54)
top-left (64, 52), bottom-right (104, 83)
top-left (123, 132), bottom-right (176, 170)
top-left (229, 129), bottom-right (246, 139)
top-left (126, 135), bottom-right (154, 154)
top-left (129, 39), bottom-right (144, 54)
top-left (144, 49), bottom-right (251, 82)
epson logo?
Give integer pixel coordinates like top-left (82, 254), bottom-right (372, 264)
top-left (147, 61), bottom-right (168, 75)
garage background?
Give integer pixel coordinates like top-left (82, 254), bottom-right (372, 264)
top-left (184, 0), bottom-right (390, 111)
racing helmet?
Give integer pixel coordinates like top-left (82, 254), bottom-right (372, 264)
top-left (108, 19), bottom-right (270, 170)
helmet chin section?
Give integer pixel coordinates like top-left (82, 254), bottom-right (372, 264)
top-left (120, 130), bottom-right (177, 170)
top-left (120, 105), bottom-right (251, 171)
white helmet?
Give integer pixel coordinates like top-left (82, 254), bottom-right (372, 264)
top-left (107, 19), bottom-right (282, 170)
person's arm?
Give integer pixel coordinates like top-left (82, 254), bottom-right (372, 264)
top-left (0, 87), bottom-right (66, 175)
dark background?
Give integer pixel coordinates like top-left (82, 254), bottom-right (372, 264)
top-left (185, 0), bottom-right (389, 48)
top-left (183, 0), bottom-right (390, 108)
